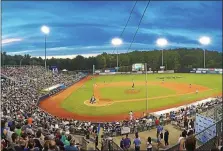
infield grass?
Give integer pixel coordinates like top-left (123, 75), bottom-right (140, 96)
top-left (61, 73), bottom-right (222, 116)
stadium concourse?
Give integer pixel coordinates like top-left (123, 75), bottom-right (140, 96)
top-left (1, 65), bottom-right (223, 151)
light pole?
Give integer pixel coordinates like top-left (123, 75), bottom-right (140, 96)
top-left (20, 57), bottom-right (23, 67)
top-left (41, 25), bottom-right (50, 71)
top-left (111, 38), bottom-right (123, 71)
top-left (199, 36), bottom-right (211, 68)
top-left (156, 38), bottom-right (168, 67)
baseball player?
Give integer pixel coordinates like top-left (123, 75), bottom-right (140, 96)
top-left (196, 89), bottom-right (198, 94)
top-left (132, 81), bottom-right (135, 89)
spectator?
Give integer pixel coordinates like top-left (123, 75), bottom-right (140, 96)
top-left (48, 140), bottom-right (59, 151)
top-left (146, 137), bottom-right (152, 151)
top-left (25, 138), bottom-right (39, 151)
top-left (34, 130), bottom-right (44, 148)
top-left (179, 132), bottom-right (187, 150)
top-left (7, 133), bottom-right (23, 151)
top-left (6, 125), bottom-right (16, 143)
top-left (133, 134), bottom-right (141, 151)
top-left (120, 137), bottom-right (124, 149)
top-left (155, 118), bottom-right (160, 126)
top-left (123, 134), bottom-right (131, 150)
top-left (164, 129), bottom-right (169, 146)
top-left (65, 138), bottom-right (78, 151)
top-left (15, 124), bottom-right (22, 137)
top-left (156, 125), bottom-right (163, 138)
top-left (185, 135), bottom-right (196, 151)
top-left (189, 119), bottom-right (194, 129)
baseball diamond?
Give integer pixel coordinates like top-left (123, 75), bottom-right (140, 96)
top-left (39, 73), bottom-right (222, 122)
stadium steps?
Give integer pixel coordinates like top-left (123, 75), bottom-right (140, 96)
top-left (0, 73), bottom-right (16, 82)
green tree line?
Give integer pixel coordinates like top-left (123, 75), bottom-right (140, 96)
top-left (1, 48), bottom-right (222, 71)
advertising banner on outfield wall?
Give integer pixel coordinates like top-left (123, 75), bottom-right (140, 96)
top-left (197, 68), bottom-right (209, 71)
top-left (164, 70), bottom-right (174, 73)
top-left (158, 71), bottom-right (164, 73)
top-left (196, 71), bottom-right (202, 73)
top-left (207, 71), bottom-right (219, 74)
top-left (215, 69), bottom-right (223, 72)
top-left (95, 70), bottom-right (101, 73)
top-left (147, 71), bottom-right (153, 74)
top-left (104, 70), bottom-right (110, 73)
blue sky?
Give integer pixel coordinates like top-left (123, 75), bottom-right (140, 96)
top-left (2, 1), bottom-right (222, 58)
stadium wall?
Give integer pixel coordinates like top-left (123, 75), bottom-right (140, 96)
top-left (95, 69), bottom-right (175, 75)
top-left (175, 68), bottom-right (222, 74)
top-left (37, 75), bottom-right (87, 105)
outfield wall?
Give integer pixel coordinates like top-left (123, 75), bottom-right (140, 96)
top-left (190, 68), bottom-right (222, 74)
top-left (96, 70), bottom-right (175, 75)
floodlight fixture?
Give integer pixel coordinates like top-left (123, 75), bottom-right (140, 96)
top-left (41, 25), bottom-right (50, 35)
top-left (111, 38), bottom-right (123, 46)
top-left (199, 36), bottom-right (211, 45)
top-left (156, 38), bottom-right (168, 47)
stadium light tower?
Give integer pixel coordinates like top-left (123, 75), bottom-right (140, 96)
top-left (156, 38), bottom-right (168, 67)
top-left (111, 38), bottom-right (123, 71)
top-left (199, 36), bottom-right (211, 68)
top-left (41, 25), bottom-right (50, 71)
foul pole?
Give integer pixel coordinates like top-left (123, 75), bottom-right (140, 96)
top-left (145, 63), bottom-right (148, 113)
top-left (93, 65), bottom-right (96, 95)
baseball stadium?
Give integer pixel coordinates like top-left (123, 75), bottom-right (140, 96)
top-left (1, 1), bottom-right (223, 151)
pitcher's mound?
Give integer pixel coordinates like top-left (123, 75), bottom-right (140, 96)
top-left (125, 89), bottom-right (140, 94)
top-left (84, 99), bottom-right (114, 107)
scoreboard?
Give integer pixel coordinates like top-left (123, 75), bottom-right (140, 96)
top-left (132, 63), bottom-right (145, 71)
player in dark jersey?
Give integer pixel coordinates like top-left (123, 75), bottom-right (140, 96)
top-left (132, 82), bottom-right (135, 89)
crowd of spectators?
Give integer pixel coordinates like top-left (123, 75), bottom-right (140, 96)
top-left (101, 97), bottom-right (222, 151)
top-left (1, 66), bottom-right (87, 151)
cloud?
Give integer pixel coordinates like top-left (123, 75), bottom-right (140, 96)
top-left (34, 54), bottom-right (100, 59)
top-left (7, 50), bottom-right (34, 55)
top-left (2, 38), bottom-right (22, 45)
top-left (1, 1), bottom-right (222, 55)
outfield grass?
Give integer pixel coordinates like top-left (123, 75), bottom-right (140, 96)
top-left (61, 74), bottom-right (222, 116)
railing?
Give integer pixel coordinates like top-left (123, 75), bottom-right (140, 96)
top-left (103, 120), bottom-right (170, 138)
top-left (81, 137), bottom-right (89, 151)
top-left (165, 119), bottom-right (223, 151)
top-left (101, 139), bottom-right (123, 151)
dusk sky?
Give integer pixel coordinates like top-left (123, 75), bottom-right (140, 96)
top-left (2, 1), bottom-right (222, 58)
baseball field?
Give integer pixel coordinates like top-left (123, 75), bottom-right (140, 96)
top-left (39, 73), bottom-right (222, 122)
